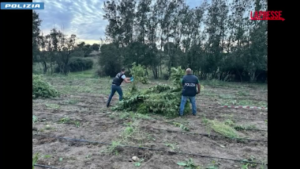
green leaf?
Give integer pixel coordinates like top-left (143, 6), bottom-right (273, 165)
top-left (33, 115), bottom-right (38, 123)
top-left (134, 162), bottom-right (141, 167)
top-left (177, 162), bottom-right (187, 166)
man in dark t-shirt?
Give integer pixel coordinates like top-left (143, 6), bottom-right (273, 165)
top-left (179, 68), bottom-right (201, 116)
top-left (106, 68), bottom-right (131, 107)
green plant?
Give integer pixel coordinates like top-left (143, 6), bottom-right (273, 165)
top-left (32, 153), bottom-right (39, 169)
top-left (130, 62), bottom-right (149, 85)
top-left (177, 158), bottom-right (201, 169)
top-left (234, 124), bottom-right (257, 131)
top-left (135, 113), bottom-right (152, 120)
top-left (203, 119), bottom-right (241, 139)
top-left (165, 143), bottom-right (177, 150)
top-left (123, 126), bottom-right (134, 138)
top-left (74, 121), bottom-right (80, 127)
top-left (134, 159), bottom-right (144, 167)
top-left (241, 156), bottom-right (262, 168)
top-left (59, 116), bottom-right (70, 123)
top-left (224, 119), bottom-right (235, 126)
top-left (223, 119), bottom-right (257, 131)
top-left (112, 66), bottom-right (191, 117)
top-left (206, 160), bottom-right (219, 169)
top-left (33, 115), bottom-right (38, 123)
top-left (241, 163), bottom-right (249, 169)
top-left (33, 75), bottom-right (60, 99)
top-left (44, 155), bottom-right (51, 158)
top-left (173, 122), bottom-right (190, 131)
top-left (107, 141), bottom-right (121, 154)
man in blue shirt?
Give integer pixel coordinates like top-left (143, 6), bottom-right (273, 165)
top-left (106, 68), bottom-right (131, 107)
top-left (179, 68), bottom-right (201, 116)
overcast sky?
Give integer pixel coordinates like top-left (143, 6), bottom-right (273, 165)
top-left (34, 0), bottom-right (205, 44)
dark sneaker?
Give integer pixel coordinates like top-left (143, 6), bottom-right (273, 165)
top-left (192, 114), bottom-right (196, 116)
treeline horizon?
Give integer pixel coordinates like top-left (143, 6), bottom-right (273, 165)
top-left (33, 0), bottom-right (267, 83)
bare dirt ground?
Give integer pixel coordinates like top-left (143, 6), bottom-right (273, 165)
top-left (33, 74), bottom-right (267, 169)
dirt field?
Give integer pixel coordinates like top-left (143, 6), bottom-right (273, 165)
top-left (33, 72), bottom-right (267, 169)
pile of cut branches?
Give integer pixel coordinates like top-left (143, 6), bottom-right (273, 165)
top-left (112, 65), bottom-right (191, 117)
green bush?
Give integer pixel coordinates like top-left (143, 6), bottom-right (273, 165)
top-left (33, 75), bottom-right (60, 99)
top-left (68, 57), bottom-right (93, 72)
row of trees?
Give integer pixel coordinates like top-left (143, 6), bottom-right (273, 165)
top-left (99, 0), bottom-right (267, 82)
top-left (32, 11), bottom-right (100, 74)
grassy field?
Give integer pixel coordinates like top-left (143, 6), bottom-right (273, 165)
top-left (33, 69), bottom-right (267, 169)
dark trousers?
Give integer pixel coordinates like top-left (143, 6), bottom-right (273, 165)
top-left (107, 84), bottom-right (123, 106)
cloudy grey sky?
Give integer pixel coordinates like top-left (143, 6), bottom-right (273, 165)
top-left (34, 0), bottom-right (205, 44)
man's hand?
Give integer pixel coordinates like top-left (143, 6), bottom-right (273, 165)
top-left (197, 84), bottom-right (201, 94)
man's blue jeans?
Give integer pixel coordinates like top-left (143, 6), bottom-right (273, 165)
top-left (107, 85), bottom-right (123, 106)
top-left (179, 96), bottom-right (196, 116)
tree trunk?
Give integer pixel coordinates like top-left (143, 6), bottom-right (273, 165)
top-left (152, 66), bottom-right (158, 79)
top-left (42, 60), bottom-right (47, 74)
top-left (236, 69), bottom-right (243, 82)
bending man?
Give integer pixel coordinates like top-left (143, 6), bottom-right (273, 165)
top-left (106, 68), bottom-right (131, 107)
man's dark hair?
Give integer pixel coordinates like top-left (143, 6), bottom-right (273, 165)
top-left (121, 68), bottom-right (125, 72)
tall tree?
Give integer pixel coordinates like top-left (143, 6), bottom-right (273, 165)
top-left (33, 11), bottom-right (42, 63)
top-left (99, 43), bottom-right (122, 77)
top-left (117, 0), bottom-right (136, 46)
top-left (203, 0), bottom-right (229, 77)
top-left (135, 0), bottom-right (151, 43)
top-left (103, 0), bottom-right (120, 43)
top-left (247, 0), bottom-right (267, 82)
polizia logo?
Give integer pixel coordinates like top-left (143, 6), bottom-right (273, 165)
top-left (1, 2), bottom-right (44, 10)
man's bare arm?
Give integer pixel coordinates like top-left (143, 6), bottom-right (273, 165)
top-left (124, 77), bottom-right (131, 83)
top-left (197, 84), bottom-right (201, 94)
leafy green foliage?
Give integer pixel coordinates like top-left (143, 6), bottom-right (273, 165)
top-left (106, 141), bottom-right (121, 154)
top-left (177, 158), bottom-right (201, 169)
top-left (129, 62), bottom-right (149, 93)
top-left (173, 122), bottom-right (190, 131)
top-left (32, 153), bottom-right (39, 169)
top-left (33, 115), bottom-right (38, 123)
top-left (67, 57), bottom-right (93, 72)
top-left (130, 62), bottom-right (148, 84)
top-left (112, 67), bottom-right (191, 117)
top-left (206, 160), bottom-right (219, 169)
top-left (241, 156), bottom-right (266, 169)
top-left (33, 75), bottom-right (60, 99)
top-left (202, 118), bottom-right (241, 139)
top-left (134, 159), bottom-right (144, 167)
